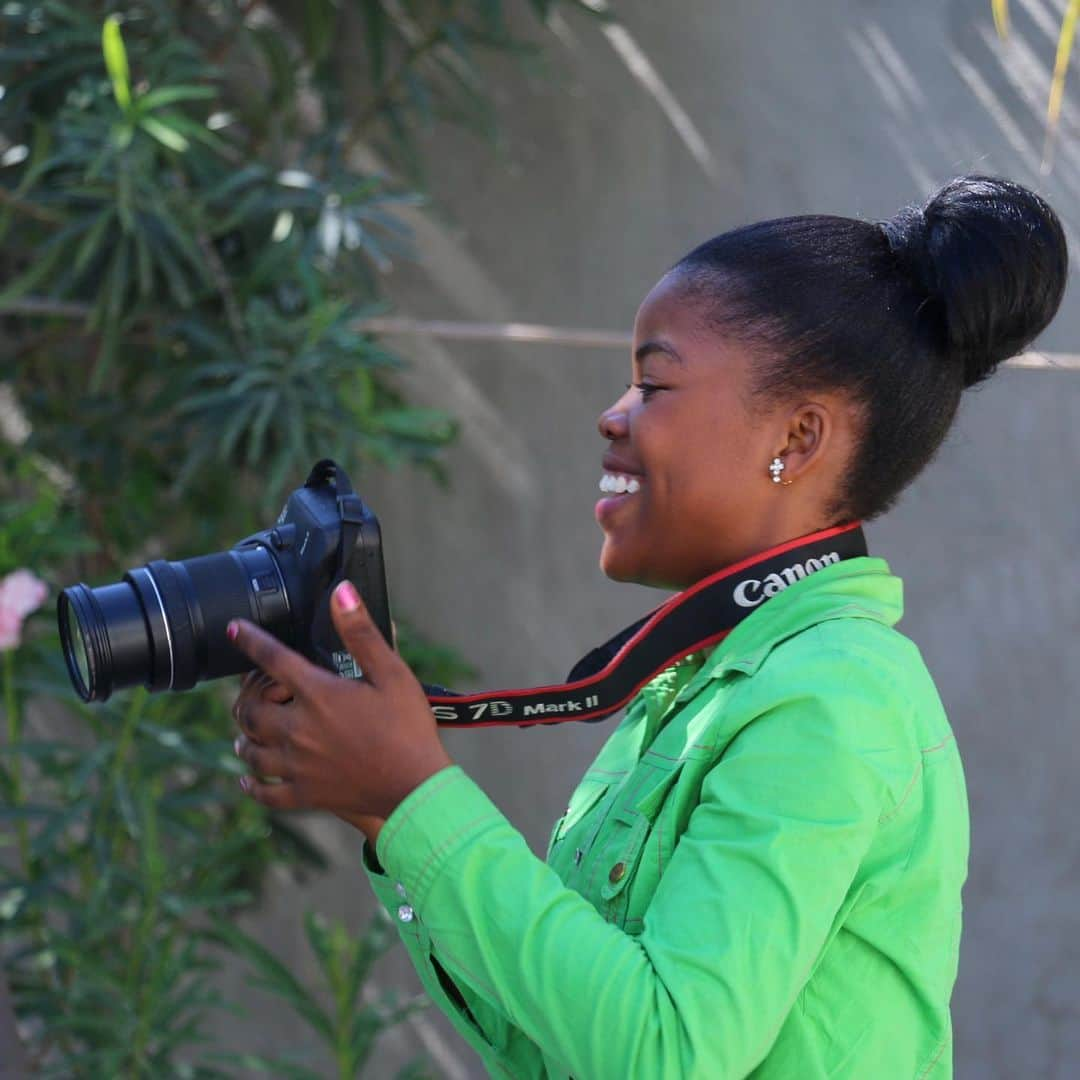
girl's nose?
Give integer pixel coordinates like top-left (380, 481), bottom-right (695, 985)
top-left (597, 403), bottom-right (630, 441)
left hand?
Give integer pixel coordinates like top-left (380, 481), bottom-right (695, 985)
top-left (229, 581), bottom-right (452, 825)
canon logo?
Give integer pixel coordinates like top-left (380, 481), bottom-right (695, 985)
top-left (732, 551), bottom-right (840, 608)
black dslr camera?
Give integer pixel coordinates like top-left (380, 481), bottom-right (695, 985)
top-left (58, 460), bottom-right (391, 703)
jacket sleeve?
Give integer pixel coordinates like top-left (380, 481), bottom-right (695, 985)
top-left (362, 834), bottom-right (550, 1079)
top-left (373, 672), bottom-right (902, 1079)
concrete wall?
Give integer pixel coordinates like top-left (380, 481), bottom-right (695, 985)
top-left (220, 2), bottom-right (1080, 1076)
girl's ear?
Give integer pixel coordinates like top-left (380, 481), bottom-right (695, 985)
top-left (773, 401), bottom-right (831, 482)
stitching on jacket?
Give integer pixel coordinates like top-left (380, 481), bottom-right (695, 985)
top-left (379, 769), bottom-right (463, 855)
top-left (577, 791), bottom-right (616, 887)
top-left (585, 850), bottom-right (604, 898)
top-left (920, 735), bottom-right (954, 754)
top-left (914, 1033), bottom-right (948, 1079)
top-left (584, 783), bottom-right (632, 897)
top-left (624, 767), bottom-right (654, 806)
top-left (877, 736), bottom-right (956, 824)
top-left (414, 812), bottom-right (502, 897)
top-left (657, 805), bottom-right (663, 879)
top-left (642, 743), bottom-right (716, 765)
top-left (879, 761), bottom-right (923, 824)
top-left (588, 768), bottom-right (628, 778)
top-left (654, 780), bottom-right (680, 881)
top-left (643, 749), bottom-right (685, 763)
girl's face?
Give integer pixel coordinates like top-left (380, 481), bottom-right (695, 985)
top-left (595, 272), bottom-right (828, 590)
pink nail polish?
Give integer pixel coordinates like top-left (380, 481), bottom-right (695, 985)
top-left (239, 776), bottom-right (250, 793)
top-left (227, 622), bottom-right (239, 641)
top-left (336, 581), bottom-right (360, 611)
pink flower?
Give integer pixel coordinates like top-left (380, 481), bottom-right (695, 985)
top-left (0, 569), bottom-right (48, 651)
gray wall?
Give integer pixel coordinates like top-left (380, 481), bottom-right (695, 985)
top-left (220, 2), bottom-right (1080, 1076)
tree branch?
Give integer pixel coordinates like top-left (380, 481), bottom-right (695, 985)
top-left (0, 187), bottom-right (65, 226)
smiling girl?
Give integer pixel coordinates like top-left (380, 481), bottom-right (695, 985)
top-left (230, 175), bottom-right (1067, 1079)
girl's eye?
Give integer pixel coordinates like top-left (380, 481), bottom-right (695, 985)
top-left (626, 382), bottom-right (663, 401)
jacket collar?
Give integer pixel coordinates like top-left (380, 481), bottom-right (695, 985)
top-left (633, 556), bottom-right (903, 735)
top-left (701, 555), bottom-right (903, 681)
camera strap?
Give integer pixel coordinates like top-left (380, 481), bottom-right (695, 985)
top-left (306, 459), bottom-right (376, 654)
top-left (423, 521), bottom-right (868, 728)
top-left (304, 459), bottom-right (377, 623)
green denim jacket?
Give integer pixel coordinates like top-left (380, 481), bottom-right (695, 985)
top-left (363, 556), bottom-right (969, 1078)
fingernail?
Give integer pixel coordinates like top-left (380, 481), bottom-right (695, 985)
top-left (233, 737), bottom-right (241, 757)
top-left (335, 581), bottom-right (360, 612)
top-left (227, 621), bottom-right (239, 641)
top-left (239, 776), bottom-right (250, 793)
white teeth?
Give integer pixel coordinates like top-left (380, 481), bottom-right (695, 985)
top-left (598, 472), bottom-right (642, 494)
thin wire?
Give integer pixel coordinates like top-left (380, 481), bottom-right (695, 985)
top-left (357, 316), bottom-right (1080, 370)
top-left (1, 301), bottom-right (1076, 369)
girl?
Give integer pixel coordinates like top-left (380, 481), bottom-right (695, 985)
top-left (230, 175), bottom-right (1067, 1079)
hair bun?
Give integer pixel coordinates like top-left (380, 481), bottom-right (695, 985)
top-left (880, 175), bottom-right (1068, 387)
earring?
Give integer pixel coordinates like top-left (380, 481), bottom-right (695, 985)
top-left (768, 457), bottom-right (792, 486)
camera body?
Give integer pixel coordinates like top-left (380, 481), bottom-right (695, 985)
top-left (255, 460), bottom-right (392, 679)
top-left (58, 460), bottom-right (392, 703)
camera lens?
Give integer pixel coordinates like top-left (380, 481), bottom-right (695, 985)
top-left (61, 593), bottom-right (92, 698)
top-left (65, 601), bottom-right (91, 692)
top-left (58, 545), bottom-right (293, 703)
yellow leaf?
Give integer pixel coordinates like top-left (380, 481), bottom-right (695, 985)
top-left (992, 0), bottom-right (1009, 39)
top-left (1043, 0), bottom-right (1080, 170)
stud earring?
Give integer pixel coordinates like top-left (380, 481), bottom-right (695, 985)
top-left (769, 457), bottom-right (792, 486)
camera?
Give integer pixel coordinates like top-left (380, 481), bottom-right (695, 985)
top-left (58, 460), bottom-right (392, 703)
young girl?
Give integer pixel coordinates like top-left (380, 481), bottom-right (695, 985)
top-left (230, 175), bottom-right (1067, 1079)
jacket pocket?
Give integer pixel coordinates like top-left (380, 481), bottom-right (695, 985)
top-left (590, 760), bottom-right (686, 926)
top-left (548, 777), bottom-right (610, 856)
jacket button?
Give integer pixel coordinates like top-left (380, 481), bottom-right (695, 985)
top-left (609, 861), bottom-right (627, 884)
top-left (397, 904), bottom-right (415, 923)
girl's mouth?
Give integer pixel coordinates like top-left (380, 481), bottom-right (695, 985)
top-left (595, 473), bottom-right (643, 527)
top-left (598, 472), bottom-right (641, 495)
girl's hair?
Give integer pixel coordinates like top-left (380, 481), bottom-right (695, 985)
top-left (673, 175), bottom-right (1069, 522)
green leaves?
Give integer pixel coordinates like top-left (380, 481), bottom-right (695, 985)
top-left (0, 655), bottom-right (270, 1074)
top-left (216, 923), bottom-right (337, 1043)
top-left (139, 113), bottom-right (190, 152)
top-left (1, 0), bottom-right (598, 1074)
top-left (217, 910), bottom-right (429, 1079)
top-left (101, 15), bottom-right (215, 155)
top-left (102, 16), bottom-right (132, 112)
top-left (172, 296), bottom-right (456, 509)
top-left (136, 84), bottom-right (218, 112)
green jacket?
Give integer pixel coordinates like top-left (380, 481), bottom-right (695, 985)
top-left (363, 556), bottom-right (969, 1078)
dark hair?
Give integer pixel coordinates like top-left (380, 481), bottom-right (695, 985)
top-left (673, 175), bottom-right (1069, 522)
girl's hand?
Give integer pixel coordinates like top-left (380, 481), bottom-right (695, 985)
top-left (232, 670), bottom-right (387, 842)
top-left (229, 582), bottom-right (452, 832)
